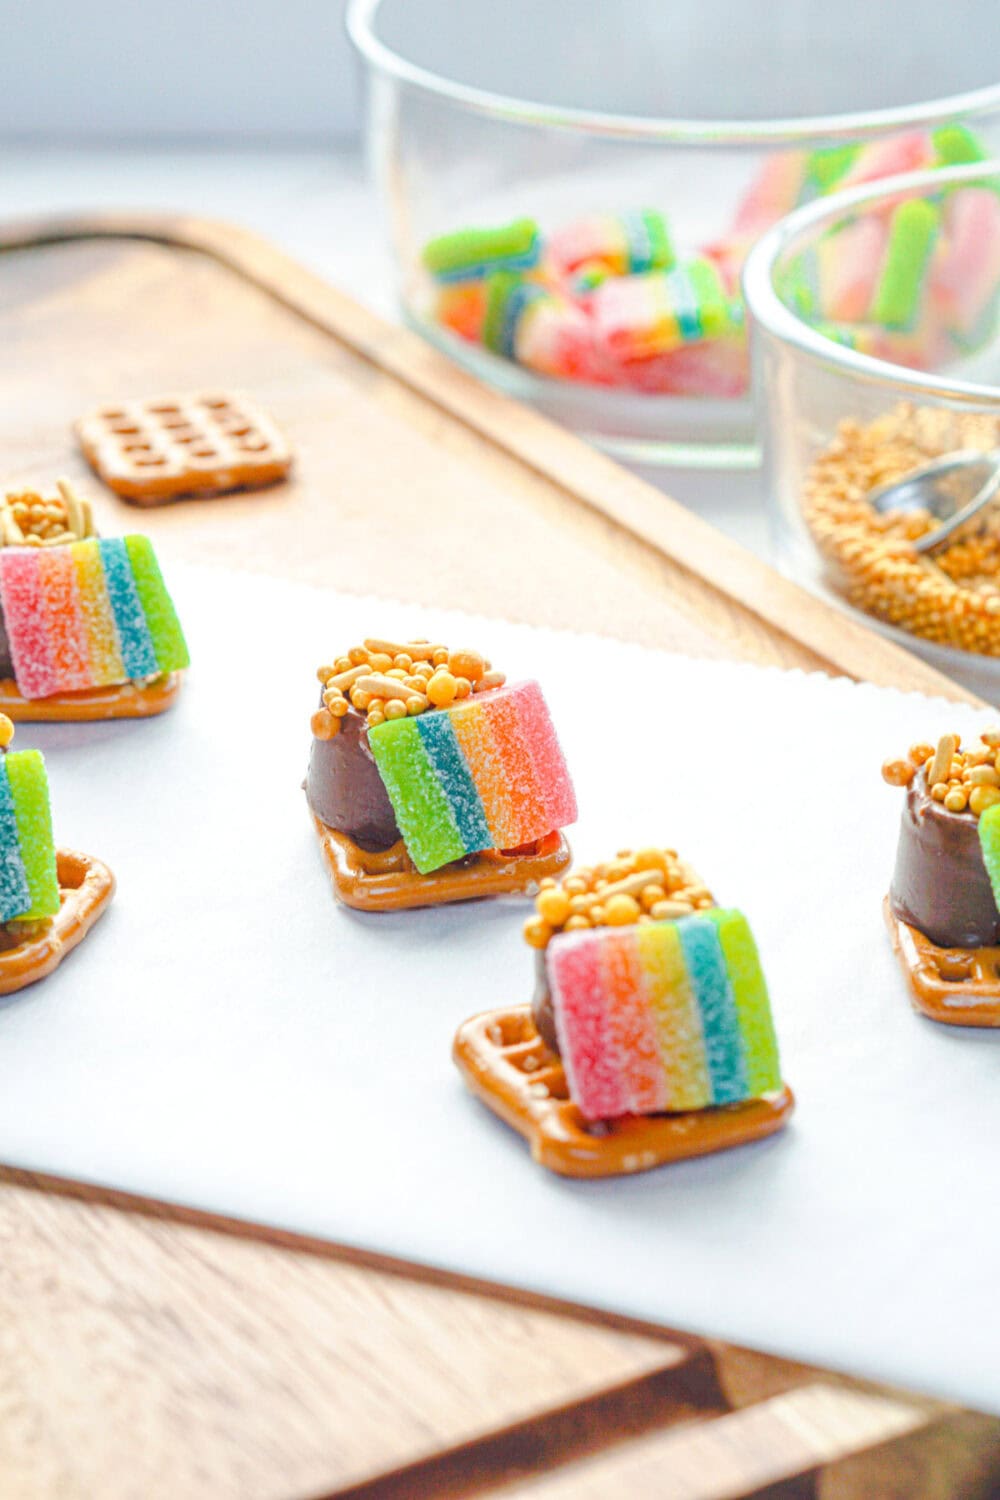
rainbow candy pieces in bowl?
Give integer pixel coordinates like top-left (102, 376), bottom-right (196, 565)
top-left (416, 127), bottom-right (993, 405)
top-left (453, 846), bottom-right (792, 1177)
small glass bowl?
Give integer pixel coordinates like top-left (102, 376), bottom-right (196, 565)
top-left (348, 0), bottom-right (1000, 469)
top-left (745, 160), bottom-right (1000, 700)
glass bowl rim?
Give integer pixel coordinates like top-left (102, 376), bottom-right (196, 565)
top-left (742, 159), bottom-right (1000, 406)
top-left (347, 0), bottom-right (1000, 146)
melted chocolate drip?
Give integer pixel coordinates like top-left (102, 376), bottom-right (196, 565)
top-left (305, 708), bottom-right (400, 852)
top-left (890, 770), bottom-right (1000, 948)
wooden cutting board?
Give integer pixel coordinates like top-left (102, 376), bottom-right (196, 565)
top-left (0, 215), bottom-right (994, 1500)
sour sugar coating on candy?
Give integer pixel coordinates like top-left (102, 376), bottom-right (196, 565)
top-left (0, 718), bottom-right (59, 924)
top-left (0, 535), bottom-right (189, 700)
top-left (369, 680), bottom-right (576, 874)
top-left (547, 909), bottom-right (781, 1123)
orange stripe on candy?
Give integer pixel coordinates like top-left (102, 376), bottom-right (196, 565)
top-left (599, 929), bottom-right (667, 1114)
top-left (475, 688), bottom-right (550, 848)
top-left (71, 541), bottom-right (125, 685)
top-left (36, 548), bottom-right (93, 692)
top-left (449, 698), bottom-right (519, 849)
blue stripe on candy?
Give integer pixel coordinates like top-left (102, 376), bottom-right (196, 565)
top-left (623, 210), bottom-right (653, 273)
top-left (496, 282), bottom-right (546, 359)
top-left (415, 711), bottom-right (492, 854)
top-left (98, 539), bottom-right (158, 679)
top-left (669, 267), bottom-right (703, 343)
top-left (0, 758), bottom-right (31, 922)
top-left (677, 914), bottom-right (748, 1104)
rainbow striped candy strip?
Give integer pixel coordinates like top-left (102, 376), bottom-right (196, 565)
top-left (367, 680), bottom-right (577, 875)
top-left (549, 210), bottom-right (675, 277)
top-left (0, 537), bottom-right (189, 701)
top-left (547, 910), bottom-right (781, 1122)
top-left (422, 218), bottom-right (541, 283)
top-left (0, 749), bottom-right (59, 923)
top-left (594, 259), bottom-right (735, 361)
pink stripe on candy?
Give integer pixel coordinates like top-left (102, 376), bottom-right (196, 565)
top-left (508, 680), bottom-right (577, 835)
top-left (0, 550), bottom-right (58, 698)
top-left (548, 931), bottom-right (629, 1121)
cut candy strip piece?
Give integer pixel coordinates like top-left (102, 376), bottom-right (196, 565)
top-left (548, 930), bottom-right (629, 1121)
top-left (123, 536), bottom-right (191, 672)
top-left (6, 749), bottom-right (59, 920)
top-left (706, 909), bottom-right (781, 1096)
top-left (0, 551), bottom-right (58, 699)
top-left (72, 540), bottom-right (126, 686)
top-left (871, 200), bottom-right (940, 330)
top-left (0, 759), bottom-right (31, 922)
top-left (414, 710), bottom-right (491, 854)
top-left (98, 539), bottom-right (158, 679)
top-left (367, 715), bottom-right (465, 874)
top-left (37, 546), bottom-right (92, 693)
top-left (678, 914), bottom-right (748, 1105)
top-left (599, 928), bottom-right (666, 1115)
top-left (636, 920), bottom-right (711, 1112)
top-left (422, 219), bottom-right (540, 282)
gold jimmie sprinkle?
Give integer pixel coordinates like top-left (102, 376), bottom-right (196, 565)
top-left (310, 639), bottom-right (506, 741)
top-left (882, 730), bottom-right (1000, 817)
top-left (523, 848), bottom-right (714, 950)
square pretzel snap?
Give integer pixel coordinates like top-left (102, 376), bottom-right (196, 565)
top-left (76, 392), bottom-right (292, 505)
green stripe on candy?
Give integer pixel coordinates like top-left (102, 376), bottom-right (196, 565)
top-left (933, 124), bottom-right (989, 167)
top-left (367, 716), bottom-right (466, 874)
top-left (6, 750), bottom-right (59, 920)
top-left (706, 909), bottom-right (782, 1096)
top-left (686, 259), bottom-right (732, 340)
top-left (871, 199), bottom-right (940, 330)
top-left (978, 803), bottom-right (1000, 912)
top-left (422, 219), bottom-right (539, 281)
top-left (123, 536), bottom-right (190, 673)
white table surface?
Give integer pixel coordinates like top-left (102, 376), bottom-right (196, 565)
top-left (0, 143), bottom-right (771, 555)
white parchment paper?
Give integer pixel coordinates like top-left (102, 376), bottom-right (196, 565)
top-left (2, 564), bottom-right (999, 1411)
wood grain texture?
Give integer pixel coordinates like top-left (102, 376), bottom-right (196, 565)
top-left (0, 218), bottom-right (995, 1499)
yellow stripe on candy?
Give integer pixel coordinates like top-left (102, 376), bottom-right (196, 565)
top-left (449, 699), bottom-right (519, 849)
top-left (636, 922), bottom-right (711, 1111)
top-left (71, 540), bottom-right (125, 685)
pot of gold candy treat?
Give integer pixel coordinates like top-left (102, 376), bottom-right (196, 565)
top-left (305, 637), bottom-right (575, 911)
top-left (883, 731), bottom-right (1000, 1025)
top-left (453, 846), bottom-right (794, 1178)
top-left (0, 482), bottom-right (189, 722)
top-left (0, 714), bottom-right (114, 995)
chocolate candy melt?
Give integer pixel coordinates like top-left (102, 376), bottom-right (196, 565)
top-left (306, 708), bottom-right (400, 852)
top-left (890, 769), bottom-right (1000, 948)
top-left (531, 947), bottom-right (560, 1054)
